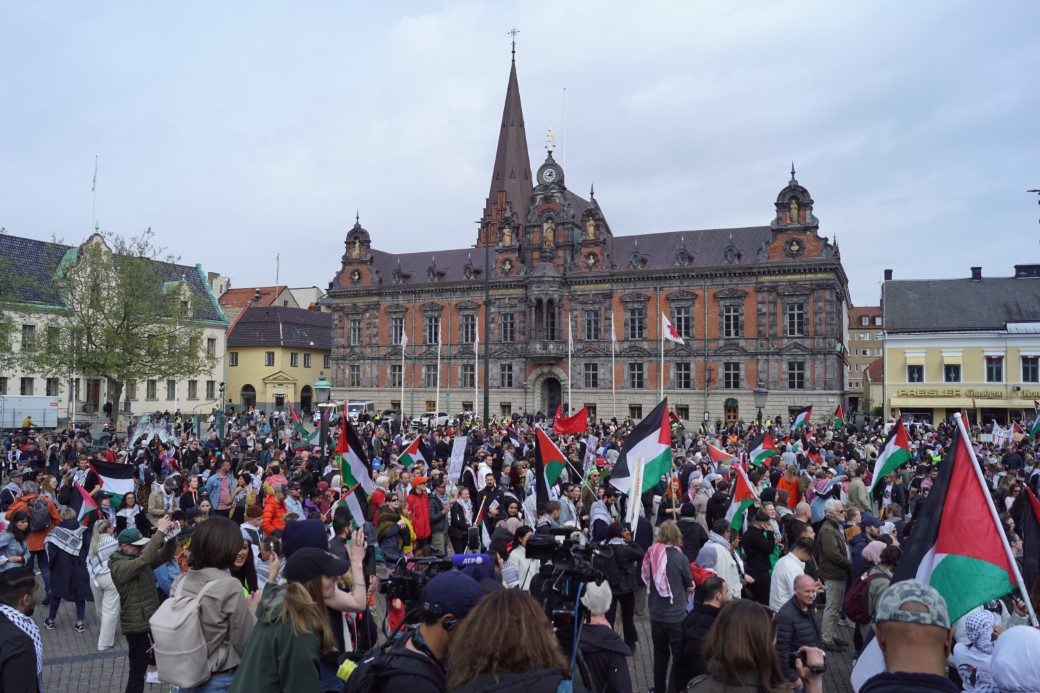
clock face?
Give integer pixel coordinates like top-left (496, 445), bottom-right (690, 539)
top-left (541, 167), bottom-right (557, 184)
top-left (350, 269), bottom-right (362, 283)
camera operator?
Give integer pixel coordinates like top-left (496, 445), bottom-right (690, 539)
top-left (363, 570), bottom-right (483, 693)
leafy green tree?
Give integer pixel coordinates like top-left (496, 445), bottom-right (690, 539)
top-left (20, 228), bottom-right (215, 420)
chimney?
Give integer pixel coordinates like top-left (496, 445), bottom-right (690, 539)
top-left (970, 266), bottom-right (982, 281)
top-left (883, 269), bottom-right (893, 281)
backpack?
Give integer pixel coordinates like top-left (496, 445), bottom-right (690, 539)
top-left (340, 641), bottom-right (442, 693)
top-left (149, 579), bottom-right (228, 688)
top-left (843, 570), bottom-right (888, 624)
top-left (28, 498), bottom-right (51, 532)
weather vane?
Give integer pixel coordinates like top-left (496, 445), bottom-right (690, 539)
top-left (508, 27), bottom-right (519, 59)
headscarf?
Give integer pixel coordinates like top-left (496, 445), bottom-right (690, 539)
top-left (988, 626), bottom-right (1040, 692)
top-left (965, 609), bottom-right (997, 655)
top-left (861, 541), bottom-right (886, 566)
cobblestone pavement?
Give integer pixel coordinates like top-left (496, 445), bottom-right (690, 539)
top-left (37, 581), bottom-right (856, 692)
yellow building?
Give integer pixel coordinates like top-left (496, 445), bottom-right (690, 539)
top-left (226, 306), bottom-right (331, 414)
top-left (882, 265), bottom-right (1040, 425)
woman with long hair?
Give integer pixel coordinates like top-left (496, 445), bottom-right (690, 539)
top-left (448, 588), bottom-right (588, 692)
top-left (0, 511), bottom-right (30, 571)
top-left (116, 491), bottom-right (149, 535)
top-left (180, 475), bottom-right (202, 511)
top-left (87, 519), bottom-right (121, 650)
top-left (688, 599), bottom-right (807, 692)
top-left (230, 538), bottom-right (259, 595)
top-left (170, 516), bottom-right (257, 692)
top-left (449, 486), bottom-right (474, 555)
top-left (230, 547), bottom-right (343, 693)
top-left (643, 520), bottom-right (693, 693)
top-left (376, 494), bottom-right (408, 570)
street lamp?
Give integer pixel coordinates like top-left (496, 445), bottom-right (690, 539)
top-left (314, 372), bottom-right (332, 464)
top-left (753, 378), bottom-right (769, 426)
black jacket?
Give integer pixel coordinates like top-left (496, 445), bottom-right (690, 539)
top-left (372, 635), bottom-right (446, 693)
top-left (705, 490), bottom-right (729, 528)
top-left (675, 602), bottom-right (720, 688)
top-left (608, 541), bottom-right (646, 595)
top-left (739, 526), bottom-right (775, 579)
top-left (678, 517), bottom-right (708, 563)
top-left (0, 611), bottom-right (40, 693)
top-left (859, 671), bottom-right (959, 693)
top-left (449, 502), bottom-right (471, 540)
top-left (452, 668), bottom-right (590, 693)
top-left (428, 493), bottom-right (447, 534)
top-left (578, 624), bottom-right (633, 693)
top-left (774, 597), bottom-right (822, 681)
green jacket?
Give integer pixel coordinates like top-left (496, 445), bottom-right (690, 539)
top-left (229, 582), bottom-right (321, 693)
top-left (109, 531), bottom-right (177, 634)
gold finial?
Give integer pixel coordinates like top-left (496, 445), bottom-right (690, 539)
top-left (545, 127), bottom-right (555, 154)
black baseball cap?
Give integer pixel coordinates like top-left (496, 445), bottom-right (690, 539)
top-left (283, 548), bottom-right (349, 583)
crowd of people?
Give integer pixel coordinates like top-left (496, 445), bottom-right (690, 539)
top-left (0, 406), bottom-right (1037, 693)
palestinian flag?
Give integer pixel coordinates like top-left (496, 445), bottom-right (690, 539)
top-left (705, 442), bottom-right (734, 467)
top-left (725, 466), bottom-right (759, 531)
top-left (505, 426), bottom-right (522, 450)
top-left (287, 402), bottom-right (318, 443)
top-left (748, 431), bottom-right (779, 466)
top-left (473, 494), bottom-right (489, 525)
top-left (552, 405), bottom-right (588, 435)
top-left (833, 404), bottom-right (846, 429)
top-left (611, 400), bottom-right (673, 524)
top-left (1030, 401), bottom-right (1040, 439)
top-left (791, 406), bottom-right (811, 432)
top-left (534, 426), bottom-right (567, 508)
top-left (1021, 487), bottom-right (1040, 595)
top-left (852, 419), bottom-right (1025, 689)
top-left (337, 483), bottom-right (367, 530)
top-left (71, 484), bottom-right (100, 526)
top-left (90, 460), bottom-right (136, 509)
top-left (335, 418), bottom-right (375, 522)
top-left (868, 417), bottom-right (911, 494)
top-left (398, 436), bottom-right (428, 470)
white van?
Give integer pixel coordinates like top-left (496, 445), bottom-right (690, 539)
top-left (347, 401), bottom-right (376, 423)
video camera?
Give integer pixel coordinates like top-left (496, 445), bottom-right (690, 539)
top-left (379, 553), bottom-right (493, 625)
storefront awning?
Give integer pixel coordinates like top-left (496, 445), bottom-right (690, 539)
top-left (941, 354), bottom-right (962, 365)
top-left (905, 355), bottom-right (925, 366)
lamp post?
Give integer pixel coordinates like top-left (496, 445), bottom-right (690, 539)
top-left (753, 378), bottom-right (769, 427)
top-left (314, 372), bottom-right (332, 464)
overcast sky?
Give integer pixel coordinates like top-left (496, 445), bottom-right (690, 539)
top-left (1, 1), bottom-right (1037, 307)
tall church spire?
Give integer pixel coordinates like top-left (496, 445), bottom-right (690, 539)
top-left (481, 54), bottom-right (532, 246)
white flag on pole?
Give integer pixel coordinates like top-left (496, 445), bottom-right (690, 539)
top-left (661, 313), bottom-right (685, 345)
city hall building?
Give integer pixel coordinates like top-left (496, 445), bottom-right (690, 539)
top-left (325, 56), bottom-right (851, 425)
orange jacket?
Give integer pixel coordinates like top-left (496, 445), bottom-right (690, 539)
top-left (262, 495), bottom-right (287, 536)
top-left (7, 494), bottom-right (62, 553)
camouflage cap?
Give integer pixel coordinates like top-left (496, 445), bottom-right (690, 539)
top-left (874, 579), bottom-right (951, 629)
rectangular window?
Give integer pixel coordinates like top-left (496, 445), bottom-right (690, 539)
top-left (167, 379), bottom-right (176, 400)
top-left (461, 363), bottom-right (475, 388)
top-left (1023, 357), bottom-right (1039, 384)
top-left (944, 364), bottom-right (961, 383)
top-left (389, 316), bottom-right (405, 345)
top-left (45, 377), bottom-right (59, 397)
top-left (389, 364), bottom-right (403, 388)
top-left (875, 348), bottom-right (882, 356)
top-left (500, 364), bottom-right (514, 388)
top-left (289, 352), bottom-right (299, 367)
top-left (303, 353), bottom-right (311, 368)
top-left (348, 319), bottom-right (363, 346)
top-left (46, 326), bottom-right (59, 350)
top-left (229, 351), bottom-right (239, 367)
top-left (423, 364), bottom-right (437, 388)
top-left (722, 305), bottom-right (741, 338)
top-left (785, 303), bottom-right (805, 337)
top-left (21, 324), bottom-right (35, 349)
top-left (349, 365), bottom-right (362, 388)
top-left (265, 352), bottom-right (275, 367)
top-left (206, 380), bottom-right (216, 400)
top-left (675, 362), bottom-right (693, 389)
top-left (874, 317), bottom-right (882, 326)
top-left (862, 349), bottom-right (870, 357)
top-left (985, 357), bottom-right (1003, 383)
top-left (461, 314), bottom-right (477, 344)
top-left (584, 310), bottom-right (600, 341)
top-left (907, 365), bottom-right (924, 383)
top-left (788, 361), bottom-right (805, 389)
top-left (583, 363), bottom-right (599, 389)
top-left (629, 404), bottom-right (643, 420)
top-left (187, 380), bottom-right (198, 400)
top-left (19, 378), bottom-right (32, 396)
top-left (586, 404), bottom-right (597, 421)
top-left (323, 354), bottom-right (331, 369)
top-left (146, 380), bottom-right (157, 400)
top-left (500, 402), bottom-right (512, 418)
top-left (424, 316), bottom-right (441, 345)
top-left (206, 338), bottom-right (217, 358)
top-left (126, 380), bottom-right (137, 401)
top-left (0, 377), bottom-right (7, 395)
top-left (673, 306), bottom-right (692, 340)
top-left (675, 405), bottom-right (689, 421)
top-left (628, 362), bottom-right (644, 389)
top-left (626, 308), bottom-right (646, 340)
top-left (723, 362), bottom-right (740, 389)
top-left (501, 313), bottom-right (516, 343)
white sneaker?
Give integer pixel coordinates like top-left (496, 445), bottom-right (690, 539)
top-left (145, 671), bottom-right (160, 684)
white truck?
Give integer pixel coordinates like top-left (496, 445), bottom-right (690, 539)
top-left (0, 396), bottom-right (61, 429)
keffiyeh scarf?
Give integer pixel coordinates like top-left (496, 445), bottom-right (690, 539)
top-left (0, 603), bottom-right (42, 682)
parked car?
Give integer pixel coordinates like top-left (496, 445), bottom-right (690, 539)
top-left (413, 412), bottom-right (449, 429)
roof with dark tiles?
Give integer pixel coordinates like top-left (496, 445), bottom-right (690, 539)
top-left (227, 306), bottom-right (332, 349)
top-left (884, 276), bottom-right (1040, 333)
top-left (0, 233), bottom-right (226, 323)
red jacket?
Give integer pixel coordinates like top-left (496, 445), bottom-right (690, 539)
top-left (262, 495), bottom-right (287, 536)
top-left (406, 491), bottom-right (431, 540)
top-left (7, 494), bottom-right (61, 552)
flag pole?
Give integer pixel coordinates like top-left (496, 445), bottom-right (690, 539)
top-left (659, 318), bottom-right (664, 402)
top-left (435, 324), bottom-right (442, 418)
top-left (611, 323), bottom-right (617, 420)
top-left (400, 332), bottom-right (406, 419)
top-left (627, 456), bottom-right (644, 531)
top-left (567, 312), bottom-right (572, 413)
top-left (474, 322), bottom-right (479, 424)
top-left (954, 412), bottom-right (1039, 626)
